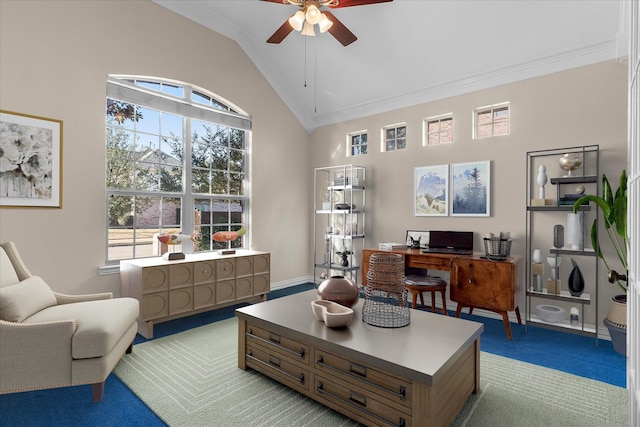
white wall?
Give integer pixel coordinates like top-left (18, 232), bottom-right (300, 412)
top-left (310, 60), bottom-right (628, 324)
top-left (0, 0), bottom-right (311, 295)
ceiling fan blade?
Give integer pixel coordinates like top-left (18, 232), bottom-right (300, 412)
top-left (261, 0), bottom-right (288, 4)
top-left (323, 11), bottom-right (357, 46)
top-left (329, 0), bottom-right (393, 8)
top-left (267, 20), bottom-right (295, 44)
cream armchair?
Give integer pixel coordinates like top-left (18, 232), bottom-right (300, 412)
top-left (0, 241), bottom-right (139, 402)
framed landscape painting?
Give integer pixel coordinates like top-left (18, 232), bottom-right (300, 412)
top-left (451, 160), bottom-right (490, 216)
top-left (0, 110), bottom-right (62, 208)
top-left (414, 164), bottom-right (448, 216)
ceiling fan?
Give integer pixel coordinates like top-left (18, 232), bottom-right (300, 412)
top-left (262, 0), bottom-right (393, 47)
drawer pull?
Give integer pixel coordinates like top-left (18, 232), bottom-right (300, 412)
top-left (316, 356), bottom-right (406, 401)
top-left (246, 329), bottom-right (306, 359)
top-left (247, 351), bottom-right (305, 384)
top-left (349, 390), bottom-right (367, 407)
top-left (316, 382), bottom-right (405, 427)
top-left (349, 362), bottom-right (367, 377)
top-left (269, 332), bottom-right (281, 344)
top-left (269, 356), bottom-right (281, 368)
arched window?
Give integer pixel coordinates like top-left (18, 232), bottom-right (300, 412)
top-left (105, 76), bottom-right (251, 263)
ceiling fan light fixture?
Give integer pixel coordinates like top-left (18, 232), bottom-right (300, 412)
top-left (288, 10), bottom-right (305, 31)
top-left (318, 13), bottom-right (333, 33)
top-left (305, 4), bottom-right (322, 25)
top-left (301, 20), bottom-right (316, 36)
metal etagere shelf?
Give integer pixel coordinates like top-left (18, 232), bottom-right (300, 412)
top-left (525, 145), bottom-right (600, 343)
top-left (313, 165), bottom-right (366, 286)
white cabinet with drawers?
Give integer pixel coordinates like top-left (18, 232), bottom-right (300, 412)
top-left (121, 250), bottom-right (270, 338)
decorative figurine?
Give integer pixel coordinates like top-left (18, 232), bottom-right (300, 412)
top-left (157, 232), bottom-right (198, 260)
top-left (212, 226), bottom-right (247, 255)
top-left (536, 165), bottom-right (548, 199)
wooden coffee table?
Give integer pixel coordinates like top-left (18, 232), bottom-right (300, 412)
top-left (236, 290), bottom-right (483, 427)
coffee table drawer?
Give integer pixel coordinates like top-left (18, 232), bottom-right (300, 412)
top-left (246, 324), bottom-right (310, 365)
top-left (314, 374), bottom-right (411, 427)
top-left (246, 343), bottom-right (309, 392)
top-left (314, 349), bottom-right (412, 409)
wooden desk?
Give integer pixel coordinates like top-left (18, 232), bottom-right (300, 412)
top-left (362, 249), bottom-right (523, 340)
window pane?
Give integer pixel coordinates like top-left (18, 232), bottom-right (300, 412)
top-left (397, 126), bottom-right (406, 138)
top-left (441, 118), bottom-right (453, 131)
top-left (352, 146), bottom-right (360, 156)
top-left (428, 121), bottom-right (440, 133)
top-left (192, 168), bottom-right (211, 193)
top-left (230, 173), bottom-right (244, 195)
top-left (229, 149), bottom-right (244, 173)
top-left (477, 110), bottom-right (492, 125)
top-left (161, 112), bottom-right (183, 137)
top-left (386, 140), bottom-right (396, 151)
top-left (494, 121), bottom-right (510, 136)
top-left (397, 138), bottom-right (406, 149)
top-left (477, 124), bottom-right (492, 138)
top-left (212, 171), bottom-right (228, 194)
top-left (361, 134), bottom-right (367, 145)
top-left (386, 128), bottom-right (395, 139)
top-left (136, 107), bottom-right (160, 135)
top-left (428, 133), bottom-right (440, 146)
top-left (352, 135), bottom-right (360, 145)
top-left (360, 144), bottom-right (367, 154)
top-left (494, 107), bottom-right (509, 121)
top-left (230, 129), bottom-right (244, 150)
top-left (162, 83), bottom-right (183, 98)
top-left (441, 129), bottom-right (453, 143)
top-left (192, 91), bottom-right (211, 106)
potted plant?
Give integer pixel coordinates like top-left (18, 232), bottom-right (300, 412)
top-left (573, 170), bottom-right (628, 355)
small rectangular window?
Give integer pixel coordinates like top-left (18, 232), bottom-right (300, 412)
top-left (348, 131), bottom-right (368, 156)
top-left (424, 114), bottom-right (453, 146)
top-left (474, 103), bottom-right (510, 139)
top-left (382, 124), bottom-right (406, 152)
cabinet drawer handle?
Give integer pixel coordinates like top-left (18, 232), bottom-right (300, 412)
top-left (269, 332), bottom-right (281, 344)
top-left (349, 362), bottom-right (367, 377)
top-left (316, 355), bottom-right (406, 401)
top-left (315, 382), bottom-right (405, 427)
top-left (246, 329), bottom-right (306, 359)
top-left (349, 390), bottom-right (367, 407)
top-left (269, 356), bottom-right (281, 368)
top-left (247, 351), bottom-right (305, 384)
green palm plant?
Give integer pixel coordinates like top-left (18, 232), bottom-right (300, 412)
top-left (573, 170), bottom-right (628, 293)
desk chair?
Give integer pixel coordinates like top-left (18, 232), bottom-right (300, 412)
top-left (404, 273), bottom-right (448, 315)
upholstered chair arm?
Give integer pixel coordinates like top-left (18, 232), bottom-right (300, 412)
top-left (0, 319), bottom-right (76, 393)
top-left (54, 292), bottom-right (113, 305)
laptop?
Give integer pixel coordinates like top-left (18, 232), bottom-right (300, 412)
top-left (422, 231), bottom-right (474, 255)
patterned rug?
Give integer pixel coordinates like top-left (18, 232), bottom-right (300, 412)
top-left (114, 318), bottom-right (627, 427)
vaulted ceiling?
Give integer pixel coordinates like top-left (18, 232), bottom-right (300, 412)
top-left (153, 0), bottom-right (622, 132)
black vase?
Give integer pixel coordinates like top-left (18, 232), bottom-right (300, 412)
top-left (568, 258), bottom-right (585, 297)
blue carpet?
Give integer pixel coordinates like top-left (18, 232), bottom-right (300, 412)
top-left (0, 283), bottom-right (626, 427)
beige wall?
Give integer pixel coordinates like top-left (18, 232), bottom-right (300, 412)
top-left (0, 1), bottom-right (628, 325)
top-left (0, 0), bottom-right (310, 294)
top-left (310, 60), bottom-right (628, 322)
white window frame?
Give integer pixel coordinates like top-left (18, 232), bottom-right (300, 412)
top-left (381, 123), bottom-right (407, 152)
top-left (347, 130), bottom-right (368, 156)
top-left (473, 102), bottom-right (510, 139)
top-left (423, 113), bottom-right (454, 146)
top-left (104, 76), bottom-right (251, 264)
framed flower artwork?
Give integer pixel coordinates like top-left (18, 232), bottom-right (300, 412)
top-left (0, 110), bottom-right (62, 208)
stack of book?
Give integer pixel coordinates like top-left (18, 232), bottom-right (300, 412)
top-left (333, 177), bottom-right (359, 186)
top-left (559, 193), bottom-right (587, 206)
top-left (378, 242), bottom-right (407, 250)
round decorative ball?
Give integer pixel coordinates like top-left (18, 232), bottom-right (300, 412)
top-left (317, 275), bottom-right (359, 307)
top-left (575, 185), bottom-right (585, 194)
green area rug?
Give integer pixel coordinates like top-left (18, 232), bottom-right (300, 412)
top-left (114, 318), bottom-right (627, 427)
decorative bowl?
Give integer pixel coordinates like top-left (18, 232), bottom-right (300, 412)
top-left (311, 300), bottom-right (354, 328)
top-left (558, 153), bottom-right (583, 176)
top-left (536, 305), bottom-right (565, 323)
